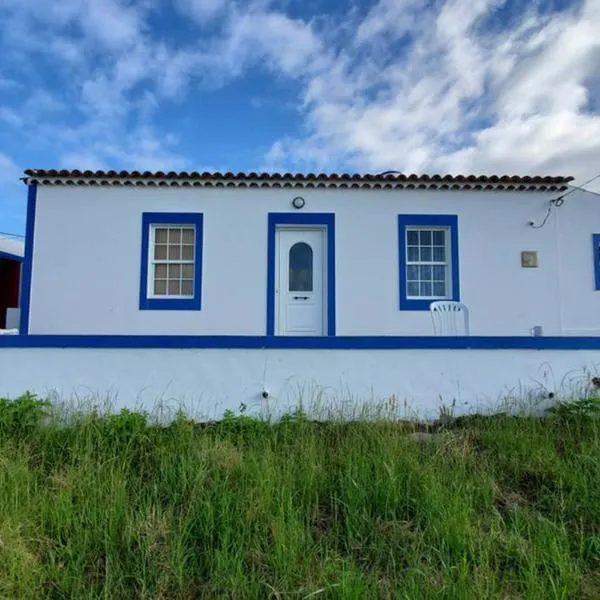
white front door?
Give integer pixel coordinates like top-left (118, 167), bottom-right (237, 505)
top-left (276, 228), bottom-right (325, 336)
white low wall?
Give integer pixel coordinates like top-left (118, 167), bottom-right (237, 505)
top-left (1, 347), bottom-right (600, 420)
top-left (5, 308), bottom-right (20, 329)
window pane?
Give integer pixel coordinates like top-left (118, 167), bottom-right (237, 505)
top-left (182, 228), bottom-right (194, 244)
top-left (181, 280), bottom-right (193, 296)
top-left (154, 245), bottom-right (167, 260)
top-left (433, 246), bottom-right (446, 261)
top-left (420, 281), bottom-right (432, 296)
top-left (420, 247), bottom-right (432, 261)
top-left (403, 225), bottom-right (452, 299)
top-left (407, 282), bottom-right (419, 297)
top-left (155, 228), bottom-right (168, 243)
top-left (432, 230), bottom-right (445, 245)
top-left (433, 266), bottom-right (446, 281)
top-left (154, 280), bottom-right (167, 295)
top-left (181, 245), bottom-right (194, 260)
top-left (406, 265), bottom-right (419, 281)
top-left (182, 264), bottom-right (194, 278)
top-left (154, 264), bottom-right (167, 278)
top-left (433, 281), bottom-right (446, 297)
top-left (407, 230), bottom-right (419, 245)
top-left (169, 228), bottom-right (181, 243)
top-left (168, 280), bottom-right (180, 295)
top-left (289, 242), bottom-right (313, 292)
top-left (168, 264), bottom-right (182, 279)
top-left (168, 245), bottom-right (181, 260)
top-left (420, 265), bottom-right (432, 280)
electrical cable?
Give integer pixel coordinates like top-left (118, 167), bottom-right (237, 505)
top-left (529, 203), bottom-right (554, 229)
top-left (558, 172), bottom-right (600, 200)
top-left (560, 182), bottom-right (600, 198)
top-left (529, 171), bottom-right (600, 229)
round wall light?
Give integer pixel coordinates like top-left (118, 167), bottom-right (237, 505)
top-left (292, 196), bottom-right (305, 209)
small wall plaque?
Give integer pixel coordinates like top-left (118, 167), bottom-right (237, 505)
top-left (521, 250), bottom-right (538, 268)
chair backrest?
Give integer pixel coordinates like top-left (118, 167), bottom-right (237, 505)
top-left (430, 301), bottom-right (470, 336)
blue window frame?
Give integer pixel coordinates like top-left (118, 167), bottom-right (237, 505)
top-left (398, 214), bottom-right (460, 311)
top-left (139, 212), bottom-right (203, 310)
top-left (594, 234), bottom-right (600, 290)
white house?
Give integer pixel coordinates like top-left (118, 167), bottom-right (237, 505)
top-left (1, 168), bottom-right (599, 420)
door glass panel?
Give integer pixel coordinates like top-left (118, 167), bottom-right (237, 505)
top-left (289, 242), bottom-right (313, 291)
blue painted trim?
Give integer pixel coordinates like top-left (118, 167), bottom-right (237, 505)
top-left (0, 335), bottom-right (599, 350)
top-left (398, 214), bottom-right (460, 311)
top-left (593, 234), bottom-right (600, 290)
top-left (139, 212), bottom-right (203, 310)
top-left (19, 184), bottom-right (37, 333)
top-left (266, 213), bottom-right (336, 336)
top-left (0, 250), bottom-right (23, 262)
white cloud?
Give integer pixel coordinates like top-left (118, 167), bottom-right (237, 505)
top-left (1, 0), bottom-right (599, 193)
top-left (220, 8), bottom-right (322, 75)
top-left (0, 108), bottom-right (23, 128)
top-left (82, 0), bottom-right (145, 51)
top-left (0, 0), bottom-right (149, 60)
top-left (0, 153), bottom-right (20, 184)
top-left (176, 0), bottom-right (229, 22)
top-left (58, 125), bottom-right (191, 171)
top-left (59, 152), bottom-right (110, 172)
top-left (355, 0), bottom-right (421, 44)
top-left (264, 0), bottom-right (600, 190)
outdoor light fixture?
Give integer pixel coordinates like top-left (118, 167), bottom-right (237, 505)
top-left (292, 196), bottom-right (305, 209)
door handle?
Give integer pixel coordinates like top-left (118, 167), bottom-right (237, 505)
top-left (293, 296), bottom-right (309, 300)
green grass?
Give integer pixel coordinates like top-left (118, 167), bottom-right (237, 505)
top-left (2, 394), bottom-right (600, 599)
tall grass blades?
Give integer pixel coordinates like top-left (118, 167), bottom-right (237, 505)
top-left (1, 395), bottom-right (600, 598)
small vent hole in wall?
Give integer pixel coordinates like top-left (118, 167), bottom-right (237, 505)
top-left (521, 251), bottom-right (539, 268)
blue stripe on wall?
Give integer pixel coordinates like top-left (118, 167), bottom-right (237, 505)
top-left (0, 335), bottom-right (599, 349)
top-left (19, 183), bottom-right (37, 334)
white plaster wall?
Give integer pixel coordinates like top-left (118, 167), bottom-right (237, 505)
top-left (556, 189), bottom-right (600, 335)
top-left (1, 348), bottom-right (599, 420)
top-left (6, 308), bottom-right (19, 329)
top-left (28, 185), bottom-right (598, 335)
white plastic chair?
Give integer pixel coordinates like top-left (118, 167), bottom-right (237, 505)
top-left (430, 301), bottom-right (470, 336)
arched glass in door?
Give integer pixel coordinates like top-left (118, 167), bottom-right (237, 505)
top-left (289, 242), bottom-right (313, 291)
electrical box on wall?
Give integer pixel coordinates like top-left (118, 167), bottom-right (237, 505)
top-left (521, 251), bottom-right (539, 268)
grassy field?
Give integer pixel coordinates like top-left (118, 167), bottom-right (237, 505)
top-left (1, 394), bottom-right (600, 599)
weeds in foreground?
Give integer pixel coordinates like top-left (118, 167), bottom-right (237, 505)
top-left (1, 394), bottom-right (600, 598)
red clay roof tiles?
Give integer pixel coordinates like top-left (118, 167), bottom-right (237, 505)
top-left (22, 169), bottom-right (574, 192)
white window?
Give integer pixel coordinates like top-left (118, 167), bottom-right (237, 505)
top-left (149, 225), bottom-right (196, 298)
top-left (405, 227), bottom-right (450, 299)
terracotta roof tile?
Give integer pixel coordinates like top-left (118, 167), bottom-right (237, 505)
top-left (22, 169), bottom-right (574, 192)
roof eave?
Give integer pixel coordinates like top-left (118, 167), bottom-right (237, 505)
top-left (22, 169), bottom-right (574, 193)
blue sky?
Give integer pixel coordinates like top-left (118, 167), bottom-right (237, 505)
top-left (1, 0), bottom-right (599, 237)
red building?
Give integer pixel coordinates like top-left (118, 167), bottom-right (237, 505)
top-left (0, 236), bottom-right (24, 330)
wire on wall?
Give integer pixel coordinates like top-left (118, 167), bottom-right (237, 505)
top-left (528, 171), bottom-right (600, 229)
top-left (528, 197), bottom-right (564, 229)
